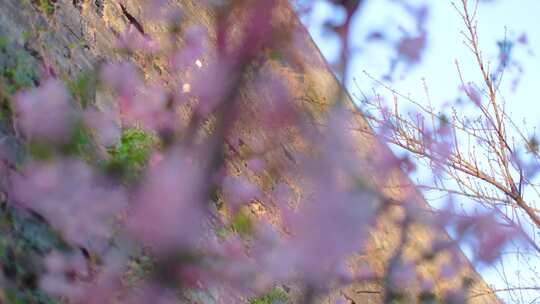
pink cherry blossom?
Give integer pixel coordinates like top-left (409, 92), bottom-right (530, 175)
top-left (190, 60), bottom-right (234, 116)
top-left (10, 159), bottom-right (127, 249)
top-left (127, 148), bottom-right (206, 253)
top-left (41, 249), bottom-right (126, 303)
top-left (222, 176), bottom-right (261, 212)
top-left (397, 33), bottom-right (427, 64)
top-left (83, 106), bottom-right (121, 147)
top-left (14, 79), bottom-right (75, 143)
top-left (388, 261), bottom-right (416, 290)
top-left (455, 213), bottom-right (517, 264)
top-left (461, 84), bottom-right (482, 106)
top-left (142, 0), bottom-right (168, 20)
top-left (247, 157), bottom-right (265, 173)
top-left (251, 71), bottom-right (297, 129)
top-left (118, 24), bottom-right (160, 54)
top-left (121, 82), bottom-right (177, 132)
top-left (40, 251), bottom-right (88, 300)
top-left (100, 62), bottom-right (141, 101)
top-left (170, 26), bottom-right (208, 70)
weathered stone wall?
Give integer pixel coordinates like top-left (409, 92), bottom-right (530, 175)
top-left (0, 1), bottom-right (499, 303)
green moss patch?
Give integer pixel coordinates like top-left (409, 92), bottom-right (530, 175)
top-left (105, 128), bottom-right (158, 182)
top-left (249, 288), bottom-right (289, 304)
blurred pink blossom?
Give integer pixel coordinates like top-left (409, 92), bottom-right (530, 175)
top-left (461, 84), bottom-right (482, 106)
top-left (41, 249), bottom-right (126, 303)
top-left (272, 183), bottom-right (293, 208)
top-left (40, 251), bottom-right (88, 300)
top-left (191, 60), bottom-right (233, 116)
top-left (14, 79), bottom-right (75, 143)
top-left (10, 159), bottom-right (127, 249)
top-left (397, 33), bottom-right (427, 64)
top-left (222, 176), bottom-right (261, 212)
top-left (247, 157), bottom-right (265, 173)
top-left (118, 24), bottom-right (160, 54)
top-left (518, 33), bottom-right (528, 44)
top-left (100, 62), bottom-right (141, 101)
top-left (170, 26), bottom-right (207, 70)
top-left (445, 289), bottom-right (467, 304)
top-left (83, 106), bottom-right (121, 147)
top-left (251, 71), bottom-right (297, 129)
top-left (142, 0), bottom-right (168, 20)
top-left (456, 213), bottom-right (516, 264)
top-left (125, 284), bottom-right (180, 304)
top-left (389, 262), bottom-right (416, 290)
top-left (122, 83), bottom-right (177, 132)
top-left (127, 149), bottom-right (206, 253)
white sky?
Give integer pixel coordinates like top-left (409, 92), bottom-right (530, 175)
top-left (305, 0), bottom-right (540, 128)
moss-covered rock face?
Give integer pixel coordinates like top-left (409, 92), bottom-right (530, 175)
top-left (66, 70), bottom-right (97, 110)
top-left (0, 36), bottom-right (39, 127)
top-left (105, 128), bottom-right (158, 183)
top-left (249, 288), bottom-right (289, 304)
top-left (0, 33), bottom-right (160, 303)
top-left (0, 40), bottom-right (39, 94)
top-left (35, 0), bottom-right (56, 16)
top-left (0, 203), bottom-right (66, 304)
top-left (0, 39), bottom-right (98, 163)
top-left (0, 39), bottom-right (56, 304)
